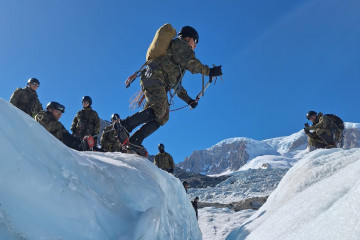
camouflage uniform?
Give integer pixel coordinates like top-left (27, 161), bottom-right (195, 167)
top-left (10, 86), bottom-right (43, 118)
top-left (140, 38), bottom-right (210, 126)
top-left (35, 110), bottom-right (68, 140)
top-left (306, 112), bottom-right (342, 147)
top-left (154, 152), bottom-right (175, 171)
top-left (71, 107), bottom-right (101, 139)
top-left (100, 123), bottom-right (123, 152)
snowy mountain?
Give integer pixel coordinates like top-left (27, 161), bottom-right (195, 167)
top-left (0, 98), bottom-right (200, 240)
top-left (178, 124), bottom-right (360, 175)
top-left (226, 148), bottom-right (360, 240)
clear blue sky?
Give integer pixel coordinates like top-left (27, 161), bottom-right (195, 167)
top-left (1, 0), bottom-right (359, 163)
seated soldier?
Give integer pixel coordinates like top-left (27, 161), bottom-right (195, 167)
top-left (100, 113), bottom-right (124, 152)
top-left (35, 101), bottom-right (92, 151)
top-left (304, 111), bottom-right (343, 149)
top-left (154, 143), bottom-right (175, 173)
top-left (10, 78), bottom-right (43, 118)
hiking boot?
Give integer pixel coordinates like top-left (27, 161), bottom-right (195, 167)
top-left (126, 144), bottom-right (148, 157)
top-left (325, 144), bottom-right (336, 149)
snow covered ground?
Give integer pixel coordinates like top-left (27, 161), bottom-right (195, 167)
top-left (3, 97), bottom-right (360, 240)
top-left (226, 148), bottom-right (360, 240)
top-left (0, 98), bottom-right (201, 239)
top-left (188, 169), bottom-right (287, 204)
top-left (199, 208), bottom-right (255, 240)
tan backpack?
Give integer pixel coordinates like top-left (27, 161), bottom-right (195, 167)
top-left (125, 23), bottom-right (176, 88)
top-left (146, 23), bottom-right (176, 61)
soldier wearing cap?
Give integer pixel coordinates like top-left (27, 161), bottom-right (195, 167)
top-left (10, 78), bottom-right (43, 118)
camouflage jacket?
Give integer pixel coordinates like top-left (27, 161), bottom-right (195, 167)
top-left (308, 113), bottom-right (340, 131)
top-left (141, 38), bottom-right (210, 98)
top-left (35, 110), bottom-right (68, 140)
top-left (71, 107), bottom-right (100, 138)
top-left (10, 86), bottom-right (43, 117)
top-left (100, 123), bottom-right (122, 152)
top-left (154, 152), bottom-right (175, 170)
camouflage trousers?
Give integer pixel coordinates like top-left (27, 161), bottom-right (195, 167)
top-left (308, 128), bottom-right (342, 147)
top-left (143, 85), bottom-right (170, 126)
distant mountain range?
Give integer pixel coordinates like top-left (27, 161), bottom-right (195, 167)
top-left (177, 123), bottom-right (360, 175)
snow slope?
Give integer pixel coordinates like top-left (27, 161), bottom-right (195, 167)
top-left (226, 148), bottom-right (360, 240)
top-left (0, 98), bottom-right (201, 240)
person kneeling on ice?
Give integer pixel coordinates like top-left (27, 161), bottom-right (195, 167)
top-left (35, 101), bottom-right (94, 151)
top-left (118, 25), bottom-right (223, 156)
top-left (304, 111), bottom-right (344, 149)
top-left (100, 113), bottom-right (124, 152)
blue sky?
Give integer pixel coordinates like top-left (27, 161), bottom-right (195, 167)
top-left (1, 0), bottom-right (359, 163)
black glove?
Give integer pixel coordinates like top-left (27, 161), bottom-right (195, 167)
top-left (304, 128), bottom-right (310, 134)
top-left (167, 168), bottom-right (174, 173)
top-left (188, 99), bottom-right (198, 109)
top-left (209, 65), bottom-right (222, 77)
top-left (304, 123), bottom-right (310, 134)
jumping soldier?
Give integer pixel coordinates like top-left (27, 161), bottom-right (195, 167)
top-left (71, 96), bottom-right (101, 143)
top-left (10, 78), bottom-right (43, 118)
top-left (100, 113), bottom-right (123, 152)
top-left (118, 26), bottom-right (223, 156)
top-left (304, 111), bottom-right (344, 149)
top-left (154, 143), bottom-right (175, 173)
top-left (35, 101), bottom-right (92, 151)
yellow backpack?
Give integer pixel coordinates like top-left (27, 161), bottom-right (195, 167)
top-left (146, 23), bottom-right (177, 61)
top-left (125, 23), bottom-right (176, 88)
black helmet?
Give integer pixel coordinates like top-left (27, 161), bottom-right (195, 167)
top-left (27, 78), bottom-right (40, 87)
top-left (158, 143), bottom-right (165, 149)
top-left (306, 111), bottom-right (317, 120)
top-left (183, 181), bottom-right (189, 186)
top-left (46, 101), bottom-right (65, 113)
top-left (82, 96), bottom-right (92, 106)
top-left (178, 26), bottom-right (199, 43)
top-left (111, 113), bottom-right (120, 121)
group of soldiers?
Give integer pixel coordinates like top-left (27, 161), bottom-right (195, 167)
top-left (8, 24), bottom-right (344, 157)
top-left (9, 25), bottom-right (223, 157)
top-left (9, 77), bottom-right (176, 170)
top-left (10, 78), bottom-right (100, 151)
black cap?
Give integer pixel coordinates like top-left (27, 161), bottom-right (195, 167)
top-left (306, 111), bottom-right (317, 120)
top-left (178, 26), bottom-right (199, 44)
top-left (111, 113), bottom-right (120, 121)
top-left (46, 101), bottom-right (65, 113)
top-left (82, 96), bottom-right (92, 106)
top-left (28, 78), bottom-right (40, 87)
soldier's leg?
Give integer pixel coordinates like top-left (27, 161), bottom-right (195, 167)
top-left (61, 132), bottom-right (83, 151)
top-left (316, 129), bottom-right (335, 146)
top-left (129, 120), bottom-right (160, 146)
top-left (122, 85), bottom-right (167, 132)
top-left (308, 136), bottom-right (327, 149)
top-left (128, 86), bottom-right (168, 143)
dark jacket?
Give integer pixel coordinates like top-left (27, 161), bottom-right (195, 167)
top-left (10, 86), bottom-right (43, 117)
top-left (35, 110), bottom-right (83, 150)
top-left (191, 200), bottom-right (198, 220)
top-left (71, 107), bottom-right (100, 138)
